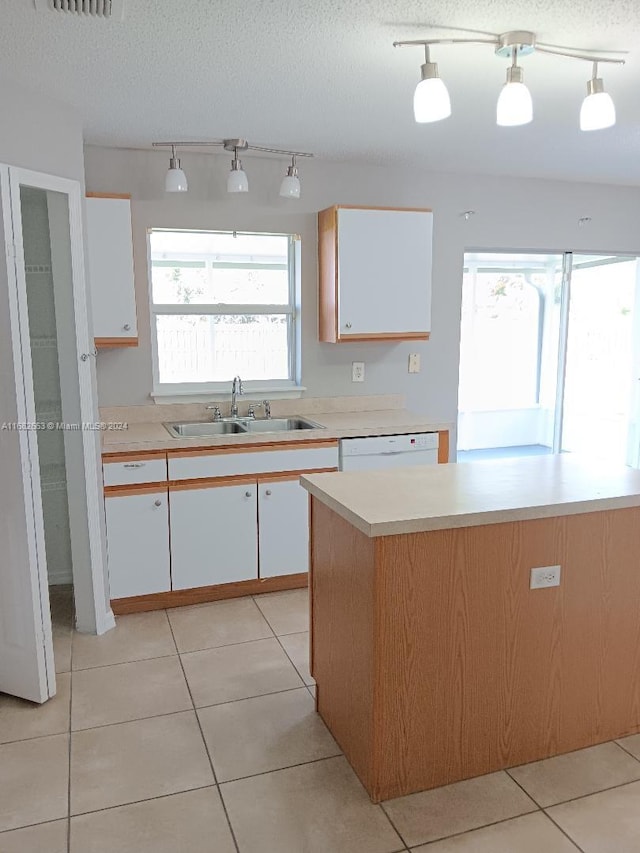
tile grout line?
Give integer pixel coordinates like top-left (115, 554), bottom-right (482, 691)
top-left (613, 738), bottom-right (640, 764)
top-left (251, 592), bottom-right (313, 688)
top-left (216, 752), bottom-right (344, 787)
top-left (377, 799), bottom-right (410, 851)
top-left (505, 763), bottom-right (640, 810)
top-left (272, 632), bottom-right (312, 690)
top-left (166, 609), bottom-right (241, 853)
top-left (71, 651), bottom-right (178, 672)
top-left (541, 809), bottom-right (586, 853)
top-left (504, 771), bottom-right (586, 853)
top-left (64, 783), bottom-right (229, 822)
top-left (0, 685), bottom-right (317, 748)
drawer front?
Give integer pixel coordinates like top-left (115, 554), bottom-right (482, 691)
top-left (103, 457), bottom-right (168, 487)
top-left (169, 444), bottom-right (339, 481)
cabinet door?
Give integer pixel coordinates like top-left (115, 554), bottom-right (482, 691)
top-left (105, 489), bottom-right (170, 599)
top-left (170, 483), bottom-right (258, 590)
top-left (258, 479), bottom-right (309, 578)
top-left (85, 196), bottom-right (138, 343)
top-left (337, 208), bottom-right (432, 337)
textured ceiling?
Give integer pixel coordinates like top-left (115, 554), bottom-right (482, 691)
top-left (3, 0), bottom-right (640, 183)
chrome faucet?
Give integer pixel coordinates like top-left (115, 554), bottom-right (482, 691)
top-left (247, 399), bottom-right (271, 420)
top-left (230, 375), bottom-right (243, 418)
top-left (205, 404), bottom-right (222, 422)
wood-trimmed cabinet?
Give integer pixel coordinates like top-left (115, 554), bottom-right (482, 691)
top-left (318, 205), bottom-right (433, 343)
top-left (170, 479), bottom-right (259, 590)
top-left (85, 193), bottom-right (138, 348)
top-left (258, 477), bottom-right (310, 577)
top-left (104, 485), bottom-right (170, 599)
top-left (102, 440), bottom-right (339, 612)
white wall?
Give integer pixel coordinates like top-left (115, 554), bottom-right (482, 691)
top-left (0, 81), bottom-right (84, 181)
top-left (85, 144), bottom-right (640, 435)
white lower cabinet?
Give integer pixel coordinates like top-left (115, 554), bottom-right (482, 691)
top-left (105, 489), bottom-right (171, 599)
top-left (258, 479), bottom-right (309, 577)
top-left (170, 483), bottom-right (259, 590)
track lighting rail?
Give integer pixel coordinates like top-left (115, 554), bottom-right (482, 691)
top-left (394, 29), bottom-right (627, 130)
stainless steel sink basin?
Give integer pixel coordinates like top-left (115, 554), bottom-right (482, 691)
top-left (163, 416), bottom-right (325, 438)
top-left (238, 417), bottom-right (324, 433)
top-left (163, 421), bottom-right (248, 438)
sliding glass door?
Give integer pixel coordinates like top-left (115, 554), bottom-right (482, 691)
top-left (458, 252), bottom-right (640, 465)
top-left (560, 255), bottom-right (638, 464)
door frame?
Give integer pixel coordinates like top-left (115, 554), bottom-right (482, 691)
top-left (7, 165), bottom-right (113, 637)
top-left (0, 164), bottom-right (55, 700)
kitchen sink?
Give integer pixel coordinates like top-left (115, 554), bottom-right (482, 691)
top-left (163, 416), bottom-right (325, 438)
top-left (238, 417), bottom-right (324, 433)
top-left (163, 421), bottom-right (248, 438)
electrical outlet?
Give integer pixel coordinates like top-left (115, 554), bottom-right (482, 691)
top-left (352, 362), bottom-right (365, 382)
top-left (408, 353), bottom-right (421, 373)
top-left (530, 565), bottom-right (561, 589)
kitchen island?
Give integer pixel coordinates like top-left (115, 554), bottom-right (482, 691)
top-left (301, 456), bottom-right (640, 802)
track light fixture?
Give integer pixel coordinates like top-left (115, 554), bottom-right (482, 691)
top-left (496, 46), bottom-right (532, 126)
top-left (580, 62), bottom-right (616, 131)
top-left (227, 144), bottom-right (249, 193)
top-left (153, 139), bottom-right (313, 197)
top-left (394, 29), bottom-right (626, 131)
top-left (413, 45), bottom-right (451, 123)
top-left (279, 155), bottom-right (301, 198)
top-left (164, 145), bottom-right (188, 193)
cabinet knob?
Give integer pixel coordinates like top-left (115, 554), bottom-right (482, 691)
top-left (154, 499), bottom-right (162, 507)
top-left (265, 489), bottom-right (272, 496)
top-left (345, 322), bottom-right (352, 329)
top-left (245, 491), bottom-right (252, 498)
top-left (123, 323), bottom-right (131, 331)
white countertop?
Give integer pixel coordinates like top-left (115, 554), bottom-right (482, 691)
top-left (301, 455), bottom-right (640, 538)
top-left (101, 409), bottom-right (451, 454)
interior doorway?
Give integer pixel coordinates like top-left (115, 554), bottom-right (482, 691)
top-left (458, 251), bottom-right (640, 465)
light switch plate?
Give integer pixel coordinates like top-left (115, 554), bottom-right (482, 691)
top-left (408, 353), bottom-right (421, 373)
top-left (352, 362), bottom-right (365, 382)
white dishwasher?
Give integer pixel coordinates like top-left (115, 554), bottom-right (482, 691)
top-left (339, 433), bottom-right (439, 471)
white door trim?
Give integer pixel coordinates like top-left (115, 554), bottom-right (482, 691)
top-left (8, 165), bottom-right (113, 636)
top-left (0, 164), bottom-right (54, 700)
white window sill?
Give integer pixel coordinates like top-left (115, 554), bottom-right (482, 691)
top-left (150, 384), bottom-right (307, 404)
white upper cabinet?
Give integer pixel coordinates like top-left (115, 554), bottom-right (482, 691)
top-left (318, 205), bottom-right (433, 342)
top-left (85, 195), bottom-right (138, 346)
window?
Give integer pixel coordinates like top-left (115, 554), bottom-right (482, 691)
top-left (149, 229), bottom-right (300, 394)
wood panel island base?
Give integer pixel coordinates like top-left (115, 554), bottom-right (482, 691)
top-left (301, 457), bottom-right (640, 803)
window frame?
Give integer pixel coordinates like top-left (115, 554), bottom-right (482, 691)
top-left (148, 229), bottom-right (302, 399)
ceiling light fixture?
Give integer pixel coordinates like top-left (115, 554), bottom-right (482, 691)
top-left (580, 62), bottom-right (616, 131)
top-left (164, 145), bottom-right (188, 193)
top-left (279, 155), bottom-right (301, 198)
top-left (413, 45), bottom-right (451, 123)
top-left (496, 46), bottom-right (532, 126)
top-left (227, 142), bottom-right (249, 193)
top-left (152, 139), bottom-right (313, 198)
top-left (393, 29), bottom-right (626, 131)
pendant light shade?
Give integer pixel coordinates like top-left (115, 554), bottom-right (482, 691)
top-left (496, 64), bottom-right (532, 126)
top-left (227, 150), bottom-right (249, 193)
top-left (164, 146), bottom-right (188, 192)
top-left (580, 76), bottom-right (616, 130)
top-left (279, 156), bottom-right (301, 198)
top-left (413, 62), bottom-right (451, 122)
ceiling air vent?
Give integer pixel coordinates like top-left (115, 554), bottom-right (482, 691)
top-left (34, 0), bottom-right (124, 19)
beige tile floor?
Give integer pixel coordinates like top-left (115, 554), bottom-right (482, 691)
top-left (3, 586), bottom-right (640, 850)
